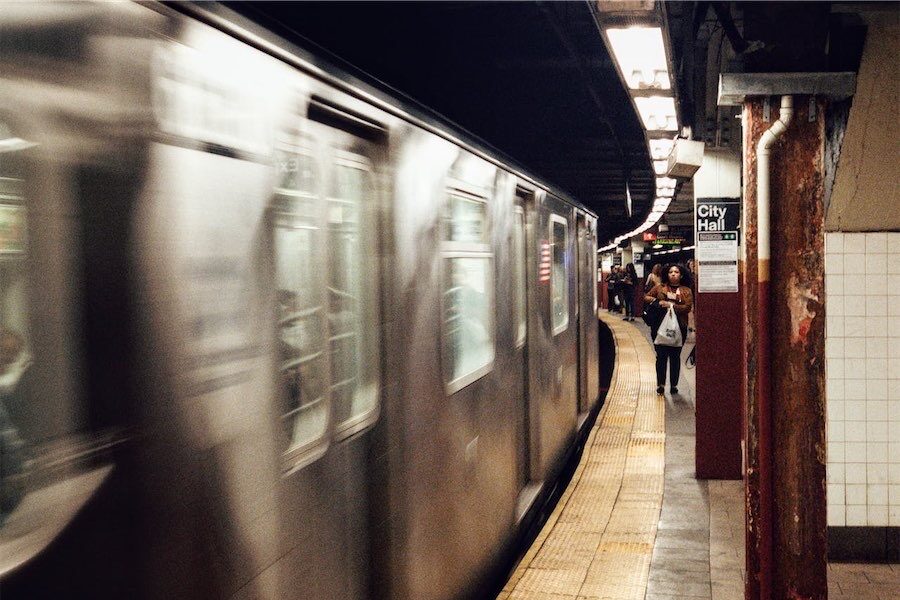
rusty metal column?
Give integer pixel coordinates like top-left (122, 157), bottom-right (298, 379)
top-left (741, 99), bottom-right (764, 599)
top-left (741, 96), bottom-right (828, 599)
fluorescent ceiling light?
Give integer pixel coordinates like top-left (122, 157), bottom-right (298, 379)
top-left (606, 27), bottom-right (671, 91)
top-left (657, 187), bottom-right (675, 198)
top-left (635, 96), bottom-right (678, 131)
top-left (625, 181), bottom-right (633, 217)
top-left (653, 200), bottom-right (670, 212)
top-left (653, 160), bottom-right (668, 175)
top-left (649, 139), bottom-right (675, 160)
top-left (656, 176), bottom-right (677, 190)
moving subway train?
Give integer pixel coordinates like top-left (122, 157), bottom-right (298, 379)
top-left (0, 3), bottom-right (602, 599)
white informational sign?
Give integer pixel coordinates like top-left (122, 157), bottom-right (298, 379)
top-left (697, 232), bottom-right (738, 292)
top-left (696, 198), bottom-right (741, 293)
top-left (635, 262), bottom-right (645, 279)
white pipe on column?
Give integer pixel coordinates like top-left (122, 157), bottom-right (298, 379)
top-left (756, 95), bottom-right (794, 279)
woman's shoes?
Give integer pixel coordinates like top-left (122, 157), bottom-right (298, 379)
top-left (670, 386), bottom-right (678, 394)
top-left (656, 385), bottom-right (664, 395)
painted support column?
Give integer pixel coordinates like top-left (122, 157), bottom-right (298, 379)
top-left (742, 97), bottom-right (828, 599)
top-left (693, 151), bottom-right (743, 480)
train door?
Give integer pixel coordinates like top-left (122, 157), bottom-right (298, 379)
top-left (512, 189), bottom-right (531, 498)
top-left (271, 96), bottom-right (386, 599)
top-left (533, 196), bottom-right (577, 479)
top-left (585, 216), bottom-right (600, 407)
top-left (576, 212), bottom-right (590, 417)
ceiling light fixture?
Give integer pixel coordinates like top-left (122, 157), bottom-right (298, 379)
top-left (605, 27), bottom-right (671, 92)
top-left (653, 160), bottom-right (668, 175)
top-left (649, 138), bottom-right (675, 160)
top-left (656, 176), bottom-right (677, 190)
top-left (634, 96), bottom-right (678, 131)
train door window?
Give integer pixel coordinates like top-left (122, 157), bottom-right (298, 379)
top-left (442, 189), bottom-right (494, 394)
top-left (0, 147), bottom-right (30, 527)
top-left (328, 152), bottom-right (379, 439)
top-left (512, 205), bottom-right (526, 348)
top-left (272, 142), bottom-right (330, 466)
top-left (550, 214), bottom-right (569, 335)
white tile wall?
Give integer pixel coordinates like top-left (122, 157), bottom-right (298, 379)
top-left (826, 232), bottom-right (900, 527)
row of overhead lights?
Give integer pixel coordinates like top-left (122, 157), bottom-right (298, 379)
top-left (597, 19), bottom-right (680, 253)
top-left (650, 244), bottom-right (694, 257)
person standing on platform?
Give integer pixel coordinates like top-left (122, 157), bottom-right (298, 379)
top-left (621, 263), bottom-right (637, 321)
top-left (685, 258), bottom-right (697, 367)
top-left (644, 263), bottom-right (693, 395)
top-left (645, 263), bottom-right (662, 291)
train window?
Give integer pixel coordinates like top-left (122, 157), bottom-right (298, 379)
top-left (0, 122), bottom-right (116, 570)
top-left (512, 206), bottom-right (526, 348)
top-left (0, 158), bottom-right (29, 527)
top-left (550, 214), bottom-right (569, 335)
top-left (443, 255), bottom-right (494, 392)
top-left (445, 193), bottom-right (487, 245)
top-left (442, 190), bottom-right (494, 394)
top-left (328, 155), bottom-right (379, 438)
top-left (273, 146), bottom-right (331, 465)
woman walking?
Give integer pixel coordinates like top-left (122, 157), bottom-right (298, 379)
top-left (644, 263), bottom-right (693, 395)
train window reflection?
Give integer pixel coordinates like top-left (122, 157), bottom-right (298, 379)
top-left (329, 158), bottom-right (379, 437)
top-left (445, 193), bottom-right (487, 244)
top-left (441, 190), bottom-right (494, 394)
top-left (0, 171), bottom-right (29, 527)
top-left (550, 215), bottom-right (568, 335)
top-left (273, 149), bottom-right (330, 464)
top-left (443, 257), bottom-right (494, 390)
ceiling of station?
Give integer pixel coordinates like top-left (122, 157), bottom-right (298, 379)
top-left (228, 1), bottom-right (656, 240)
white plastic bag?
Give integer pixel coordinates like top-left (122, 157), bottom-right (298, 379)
top-left (654, 306), bottom-right (682, 347)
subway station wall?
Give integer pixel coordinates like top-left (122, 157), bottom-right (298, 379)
top-left (824, 232), bottom-right (900, 528)
top-left (825, 15), bottom-right (899, 231)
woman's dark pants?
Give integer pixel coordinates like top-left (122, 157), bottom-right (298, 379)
top-left (654, 344), bottom-right (682, 388)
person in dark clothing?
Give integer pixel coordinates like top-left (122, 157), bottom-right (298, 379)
top-left (644, 264), bottom-right (693, 395)
top-left (606, 266), bottom-right (622, 313)
top-left (621, 263), bottom-right (637, 321)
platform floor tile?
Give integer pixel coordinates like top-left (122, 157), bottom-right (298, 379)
top-left (499, 314), bottom-right (665, 599)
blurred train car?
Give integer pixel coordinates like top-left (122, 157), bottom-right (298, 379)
top-left (0, 3), bottom-right (601, 599)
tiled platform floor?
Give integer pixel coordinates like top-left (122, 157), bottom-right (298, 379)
top-left (498, 314), bottom-right (665, 600)
top-left (497, 312), bottom-right (899, 600)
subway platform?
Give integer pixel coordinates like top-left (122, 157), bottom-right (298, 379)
top-left (497, 313), bottom-right (899, 600)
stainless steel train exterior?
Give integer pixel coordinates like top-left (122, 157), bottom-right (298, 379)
top-left (0, 3), bottom-right (601, 599)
